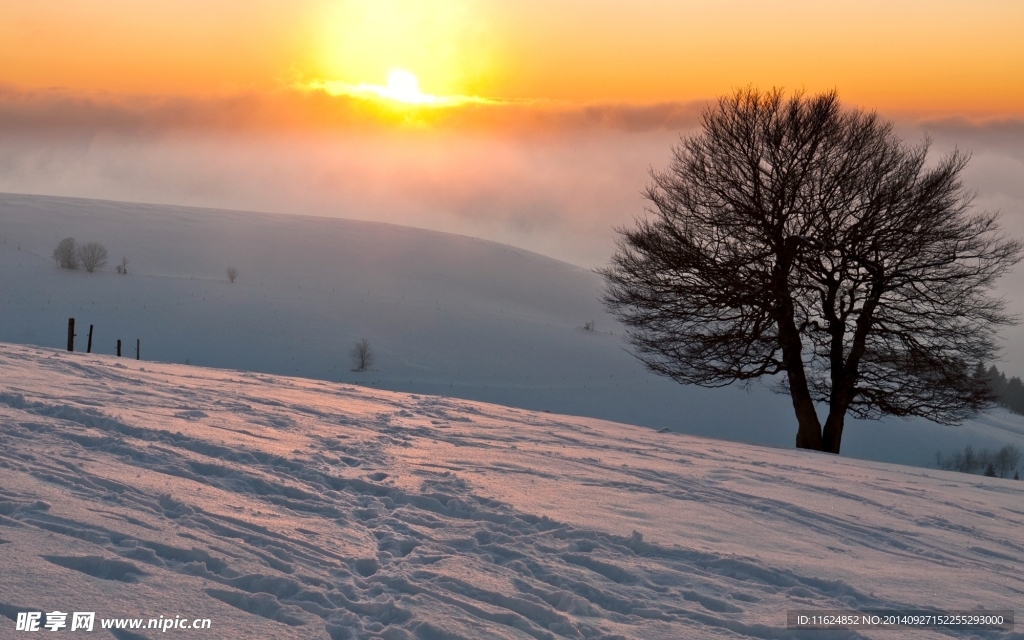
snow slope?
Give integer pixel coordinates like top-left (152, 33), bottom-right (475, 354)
top-left (1, 344), bottom-right (1022, 639)
top-left (2, 192), bottom-right (1024, 469)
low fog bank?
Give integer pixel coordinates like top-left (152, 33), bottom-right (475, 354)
top-left (2, 193), bottom-right (1024, 470)
top-left (921, 119), bottom-right (1024, 376)
top-left (1, 89), bottom-right (1022, 371)
top-left (0, 87), bottom-right (701, 268)
top-left (0, 127), bottom-right (669, 268)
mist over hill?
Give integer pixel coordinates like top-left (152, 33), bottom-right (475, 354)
top-left (2, 192), bottom-right (1023, 468)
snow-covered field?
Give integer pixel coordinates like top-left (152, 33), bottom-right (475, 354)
top-left (2, 191), bottom-right (1024, 471)
top-left (1, 344), bottom-right (1022, 639)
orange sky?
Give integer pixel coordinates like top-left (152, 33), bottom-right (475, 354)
top-left (1, 0), bottom-right (1023, 115)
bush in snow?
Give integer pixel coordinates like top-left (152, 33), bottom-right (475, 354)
top-left (77, 242), bottom-right (108, 272)
top-left (227, 267), bottom-right (238, 283)
top-left (53, 237), bottom-right (78, 269)
top-left (115, 257), bottom-right (129, 274)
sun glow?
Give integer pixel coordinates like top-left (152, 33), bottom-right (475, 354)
top-left (304, 0), bottom-right (499, 108)
top-left (307, 69), bottom-right (494, 108)
top-left (383, 69), bottom-right (427, 104)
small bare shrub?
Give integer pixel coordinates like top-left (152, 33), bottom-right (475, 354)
top-left (77, 242), bottom-right (108, 272)
top-left (582, 321), bottom-right (595, 331)
top-left (351, 338), bottom-right (374, 372)
top-left (53, 237), bottom-right (78, 269)
top-left (115, 257), bottom-right (129, 274)
top-left (227, 267), bottom-right (238, 283)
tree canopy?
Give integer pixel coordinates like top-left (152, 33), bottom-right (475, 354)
top-left (602, 89), bottom-right (1022, 453)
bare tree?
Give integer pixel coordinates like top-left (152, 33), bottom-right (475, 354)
top-left (351, 338), bottom-right (374, 372)
top-left (602, 88), bottom-right (1023, 454)
top-left (77, 242), bottom-right (108, 272)
top-left (53, 237), bottom-right (78, 269)
top-left (994, 444), bottom-right (1020, 477)
top-left (115, 257), bottom-right (129, 274)
top-left (227, 267), bottom-right (238, 283)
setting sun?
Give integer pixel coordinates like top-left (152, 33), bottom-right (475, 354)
top-left (307, 68), bottom-right (493, 108)
top-left (384, 70), bottom-right (424, 104)
top-left (303, 0), bottom-right (497, 103)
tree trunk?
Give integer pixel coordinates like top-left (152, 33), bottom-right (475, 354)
top-left (821, 411), bottom-right (845, 454)
top-left (775, 302), bottom-right (823, 450)
top-left (771, 246), bottom-right (824, 450)
top-left (821, 280), bottom-right (882, 455)
top-left (822, 376), bottom-right (857, 454)
top-left (788, 363), bottom-right (824, 450)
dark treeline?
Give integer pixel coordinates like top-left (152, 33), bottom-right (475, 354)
top-left (977, 364), bottom-right (1024, 415)
top-left (936, 444), bottom-right (1019, 478)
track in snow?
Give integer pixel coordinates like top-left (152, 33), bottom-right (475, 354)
top-left (1, 344), bottom-right (1023, 639)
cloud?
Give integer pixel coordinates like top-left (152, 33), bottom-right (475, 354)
top-left (0, 85), bottom-right (708, 269)
top-left (0, 85), bottom-right (705, 137)
top-left (3, 88), bottom-right (1021, 255)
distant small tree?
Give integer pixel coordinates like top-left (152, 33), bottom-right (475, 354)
top-left (227, 267), bottom-right (238, 283)
top-left (53, 237), bottom-right (78, 269)
top-left (994, 444), bottom-right (1020, 477)
top-left (77, 242), bottom-right (108, 272)
top-left (961, 445), bottom-right (980, 473)
top-left (115, 256), bottom-right (129, 274)
top-left (984, 463), bottom-right (997, 477)
top-left (582, 321), bottom-right (595, 331)
top-left (351, 338), bottom-right (374, 372)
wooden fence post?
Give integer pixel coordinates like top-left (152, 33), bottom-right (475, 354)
top-left (136, 339), bottom-right (140, 360)
top-left (117, 339), bottom-right (121, 357)
top-left (67, 318), bottom-right (75, 351)
top-left (87, 325), bottom-right (93, 353)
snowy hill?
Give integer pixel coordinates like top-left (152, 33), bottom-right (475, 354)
top-left (2, 192), bottom-right (1024, 469)
top-left (1, 344), bottom-right (1022, 639)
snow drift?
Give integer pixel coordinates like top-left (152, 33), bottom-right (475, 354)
top-left (1, 344), bottom-right (1022, 639)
